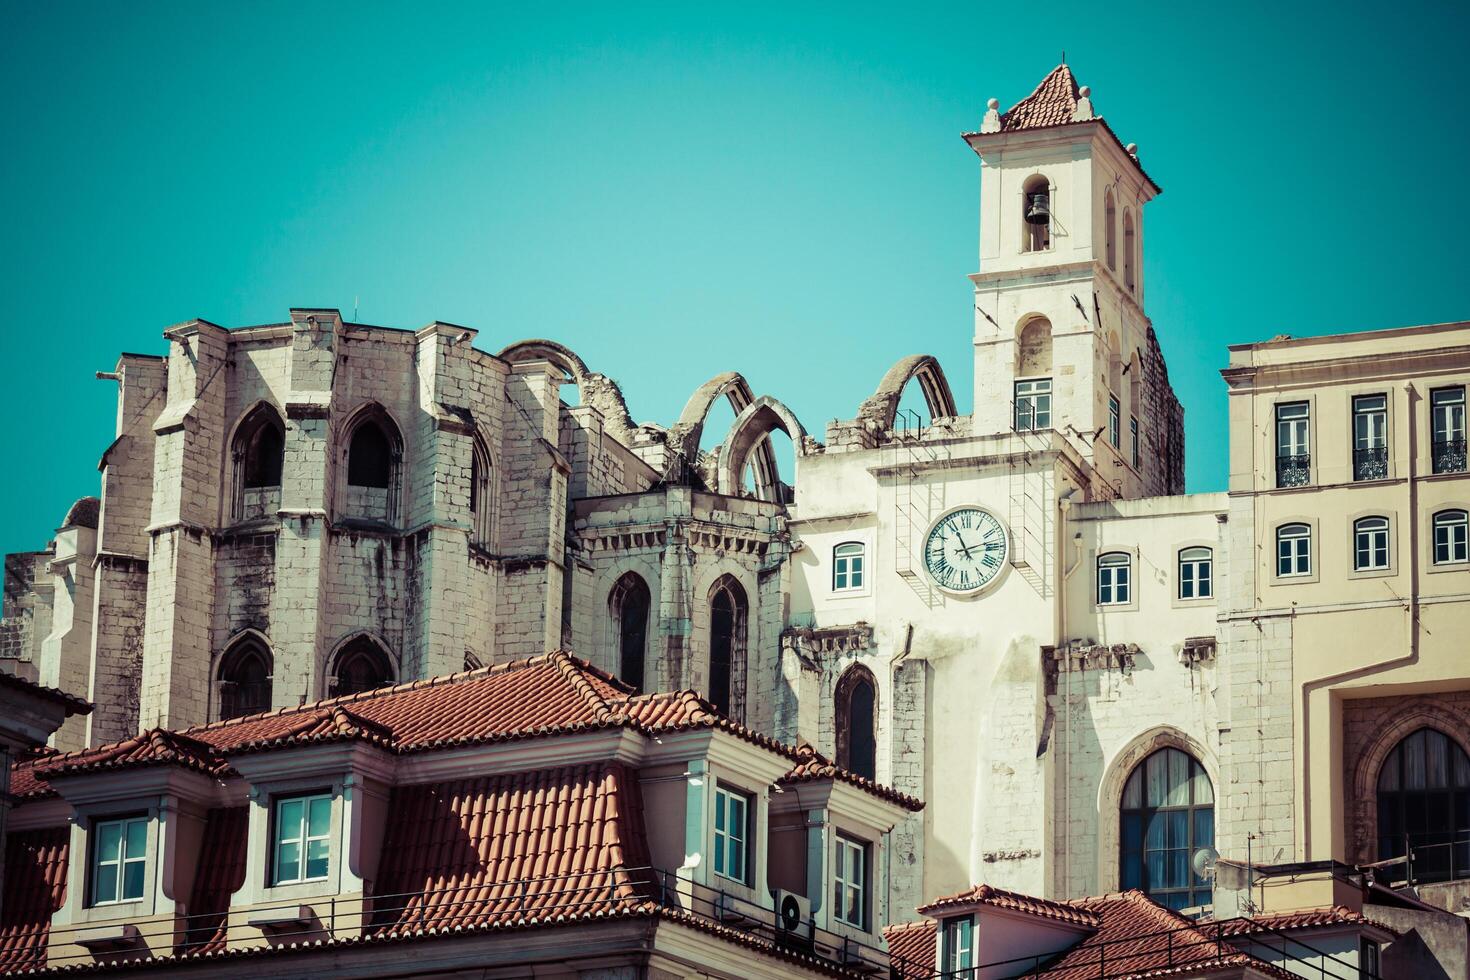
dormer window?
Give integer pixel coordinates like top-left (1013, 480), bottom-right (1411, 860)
top-left (713, 783), bottom-right (752, 885)
top-left (941, 914), bottom-right (975, 977)
top-left (833, 833), bottom-right (869, 929)
top-left (271, 793), bottom-right (331, 886)
top-left (1022, 176), bottom-right (1051, 252)
top-left (89, 816), bottom-right (147, 906)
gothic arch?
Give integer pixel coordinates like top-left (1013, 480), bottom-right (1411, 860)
top-left (496, 339), bottom-right (590, 387)
top-left (1349, 700), bottom-right (1470, 864)
top-left (1095, 726), bottom-right (1218, 893)
top-left (498, 339), bottom-right (640, 444)
top-left (666, 372), bottom-right (776, 489)
top-left (227, 400), bottom-right (286, 521)
top-left (338, 401), bottom-right (405, 524)
top-left (214, 628), bottom-right (274, 721)
top-left (470, 430), bottom-right (497, 549)
top-left (324, 630), bottom-right (399, 699)
top-left (834, 663), bottom-right (879, 782)
top-left (608, 571), bottom-right (652, 692)
top-left (716, 395), bottom-right (806, 502)
top-left (856, 354), bottom-right (959, 433)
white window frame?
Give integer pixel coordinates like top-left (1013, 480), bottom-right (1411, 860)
top-left (1275, 401), bottom-right (1311, 488)
top-left (1353, 516), bottom-right (1391, 572)
top-left (1109, 395), bottom-right (1121, 449)
top-left (1432, 510), bottom-right (1468, 566)
top-left (1277, 523), bottom-right (1312, 578)
top-left (832, 833), bottom-right (868, 930)
top-left (712, 784), bottom-right (750, 885)
top-left (1096, 552), bottom-right (1131, 606)
top-left (1178, 547), bottom-right (1213, 600)
top-left (1431, 386), bottom-right (1467, 474)
top-left (271, 793), bottom-right (333, 886)
top-left (1130, 416), bottom-right (1140, 468)
top-left (1014, 378), bottom-right (1052, 431)
top-left (832, 542), bottom-right (866, 593)
top-left (90, 816), bottom-right (148, 906)
top-left (942, 914), bottom-right (974, 978)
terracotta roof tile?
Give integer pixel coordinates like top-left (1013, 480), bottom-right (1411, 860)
top-left (34, 728), bottom-right (228, 781)
top-left (917, 882), bottom-right (1101, 928)
top-left (1214, 905), bottom-right (1397, 939)
top-left (884, 920), bottom-right (936, 979)
top-left (178, 807), bottom-right (248, 956)
top-left (1000, 63), bottom-right (1082, 132)
top-left (8, 749), bottom-right (59, 801)
top-left (0, 827), bottom-right (68, 973)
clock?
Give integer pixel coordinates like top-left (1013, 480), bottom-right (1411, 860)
top-left (923, 507), bottom-right (1009, 594)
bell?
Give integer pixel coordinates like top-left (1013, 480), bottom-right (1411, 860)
top-left (1025, 191), bottom-right (1051, 225)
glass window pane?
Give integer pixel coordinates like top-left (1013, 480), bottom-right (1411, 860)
top-left (1193, 808), bottom-right (1215, 850)
top-left (125, 819), bottom-right (147, 859)
top-left (1123, 770), bottom-right (1142, 809)
top-left (308, 797), bottom-right (332, 837)
top-left (1380, 749), bottom-right (1400, 791)
top-left (279, 799), bottom-right (303, 838)
top-left (98, 822), bottom-right (122, 863)
top-left (1428, 731), bottom-right (1450, 789)
top-left (1146, 752), bottom-right (1168, 807)
top-left (1167, 750), bottom-right (1190, 806)
top-left (306, 838), bottom-right (329, 879)
top-left (1193, 761), bottom-right (1214, 804)
top-left (1405, 732), bottom-right (1427, 789)
top-left (1146, 811), bottom-right (1167, 850)
top-left (123, 859), bottom-right (146, 900)
top-left (1121, 853), bottom-right (1142, 889)
top-left (1168, 810), bottom-right (1188, 848)
top-left (1147, 849), bottom-right (1166, 888)
top-left (95, 864), bottom-right (117, 904)
top-left (277, 840), bottom-right (301, 883)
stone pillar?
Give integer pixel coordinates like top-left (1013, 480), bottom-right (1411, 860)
top-left (658, 489), bottom-right (693, 691)
top-left (140, 320), bottom-right (227, 730)
top-left (272, 309), bottom-right (338, 706)
top-left (976, 642), bottom-right (1053, 897)
top-left (888, 656), bottom-right (927, 918)
top-left (39, 518), bottom-right (98, 751)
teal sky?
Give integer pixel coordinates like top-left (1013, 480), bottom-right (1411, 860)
top-left (3, 1), bottom-right (1467, 555)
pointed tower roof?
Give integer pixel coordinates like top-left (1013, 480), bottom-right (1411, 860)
top-left (1000, 63), bottom-right (1082, 132)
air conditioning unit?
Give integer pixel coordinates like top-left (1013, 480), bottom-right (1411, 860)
top-left (775, 890), bottom-right (811, 933)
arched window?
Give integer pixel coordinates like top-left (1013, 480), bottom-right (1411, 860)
top-left (708, 577), bottom-right (747, 721)
top-left (610, 573), bottom-right (651, 692)
top-left (1433, 509), bottom-right (1468, 565)
top-left (833, 542), bottom-right (866, 592)
top-left (1178, 547), bottom-right (1213, 600)
top-left (343, 407), bottom-right (402, 523)
top-left (1120, 747), bottom-right (1214, 909)
top-left (1123, 210), bottom-right (1136, 292)
top-left (1022, 175), bottom-right (1051, 253)
top-left (217, 636), bottom-right (272, 720)
top-left (470, 435), bottom-right (495, 549)
top-left (230, 404), bottom-right (285, 521)
top-left (1097, 552), bottom-right (1132, 605)
top-left (835, 665), bottom-right (878, 782)
top-left (329, 636), bottom-right (394, 698)
top-left (1277, 523), bottom-right (1312, 577)
top-left (1354, 516), bottom-right (1391, 571)
top-left (1377, 727), bottom-right (1470, 882)
top-left (1104, 188), bottom-right (1117, 270)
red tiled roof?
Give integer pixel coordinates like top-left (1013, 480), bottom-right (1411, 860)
top-left (0, 827), bottom-right (69, 974)
top-left (1022, 891), bottom-right (1295, 980)
top-left (25, 653), bottom-right (921, 813)
top-left (8, 749), bottom-right (59, 801)
top-left (884, 920), bottom-right (936, 979)
top-left (371, 762), bottom-right (654, 933)
top-left (1214, 906), bottom-right (1397, 939)
top-left (999, 63), bottom-right (1082, 132)
top-left (917, 882), bottom-right (1101, 928)
top-left (178, 807), bottom-right (248, 956)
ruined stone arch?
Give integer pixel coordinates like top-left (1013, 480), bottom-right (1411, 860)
top-left (213, 628), bottom-right (273, 721)
top-left (666, 372), bottom-right (775, 489)
top-left (1349, 700), bottom-right (1470, 865)
top-left (1095, 726), bottom-right (1218, 894)
top-left (716, 395), bottom-right (806, 502)
top-left (338, 401), bottom-right (405, 524)
top-left (497, 339), bottom-right (639, 444)
top-left (856, 354), bottom-right (958, 435)
top-left (324, 630), bottom-right (398, 699)
top-left (496, 338), bottom-right (591, 388)
top-left (227, 400), bottom-right (286, 522)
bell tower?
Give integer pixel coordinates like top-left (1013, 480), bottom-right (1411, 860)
top-left (962, 64), bottom-right (1178, 498)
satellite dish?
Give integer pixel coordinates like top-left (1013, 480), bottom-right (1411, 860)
top-left (1192, 846), bottom-right (1219, 881)
top-left (780, 893), bottom-right (804, 931)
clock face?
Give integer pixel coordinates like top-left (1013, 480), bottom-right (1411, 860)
top-left (923, 507), bottom-right (1009, 594)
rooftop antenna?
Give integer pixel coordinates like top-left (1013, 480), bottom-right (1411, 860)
top-left (353, 295), bottom-right (359, 321)
top-left (1061, 50), bottom-right (1066, 65)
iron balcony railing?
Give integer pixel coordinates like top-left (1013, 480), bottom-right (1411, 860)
top-left (1433, 437), bottom-right (1467, 474)
top-left (1352, 446), bottom-right (1389, 481)
top-left (1376, 830), bottom-right (1470, 887)
top-left (1275, 453), bottom-right (1311, 488)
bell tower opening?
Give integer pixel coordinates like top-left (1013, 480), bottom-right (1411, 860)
top-left (1023, 175), bottom-right (1051, 252)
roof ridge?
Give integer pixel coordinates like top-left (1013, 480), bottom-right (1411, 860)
top-left (547, 650), bottom-right (617, 721)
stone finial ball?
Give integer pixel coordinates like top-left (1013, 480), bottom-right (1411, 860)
top-left (1079, 86), bottom-right (1091, 97)
top-left (987, 98), bottom-right (999, 110)
top-left (1126, 142), bottom-right (1138, 154)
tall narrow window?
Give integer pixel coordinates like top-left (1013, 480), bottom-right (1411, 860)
top-left (1178, 547), bottom-right (1213, 600)
top-left (1014, 379), bottom-right (1052, 431)
top-left (833, 834), bottom-right (868, 929)
top-left (1354, 516), bottom-right (1391, 571)
top-left (1022, 176), bottom-right (1051, 252)
top-left (942, 916), bottom-right (974, 978)
top-left (836, 666), bottom-right (878, 782)
top-left (1108, 395), bottom-right (1121, 449)
top-left (833, 542), bottom-right (866, 592)
top-left (344, 407), bottom-right (402, 524)
top-left (1104, 188), bottom-right (1117, 271)
top-left (1123, 210), bottom-right (1136, 291)
top-left (90, 816), bottom-right (147, 905)
top-left (348, 422), bottom-right (392, 487)
top-left (231, 404), bottom-right (285, 521)
top-left (470, 435), bottom-right (494, 549)
top-left (329, 636), bottom-right (394, 698)
top-left (1097, 552), bottom-right (1131, 605)
top-left (1277, 523), bottom-right (1312, 577)
top-left (217, 637), bottom-right (272, 720)
top-left (1130, 416), bottom-right (1140, 468)
top-left (1120, 748), bottom-right (1214, 910)
top-left (272, 794), bottom-right (331, 885)
top-left (610, 573), bottom-right (651, 692)
top-left (1275, 402), bottom-right (1311, 488)
top-left (1376, 727), bottom-right (1470, 883)
top-left (1433, 509), bottom-right (1468, 565)
top-left (708, 577), bottom-right (747, 720)
top-left (712, 784), bottom-right (750, 884)
top-left (1353, 394), bottom-right (1389, 481)
top-left (1432, 387), bottom-right (1467, 474)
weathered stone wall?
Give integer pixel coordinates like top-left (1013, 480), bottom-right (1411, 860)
top-left (1, 551), bottom-right (51, 682)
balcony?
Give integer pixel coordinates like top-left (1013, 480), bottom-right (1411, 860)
top-left (1353, 446), bottom-right (1389, 481)
top-left (1275, 453), bottom-right (1311, 489)
top-left (1433, 438), bottom-right (1467, 475)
